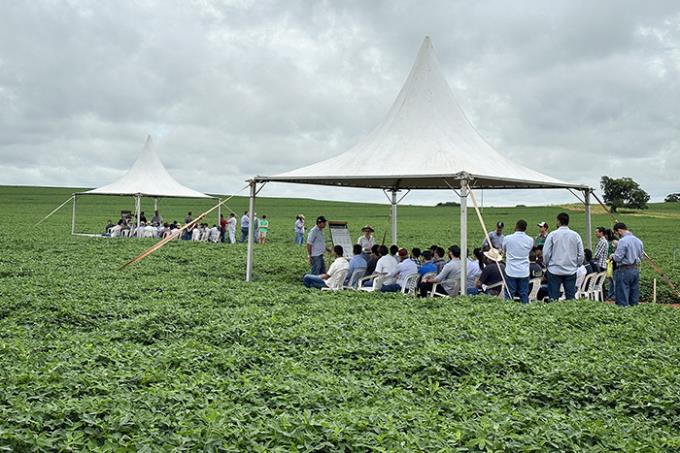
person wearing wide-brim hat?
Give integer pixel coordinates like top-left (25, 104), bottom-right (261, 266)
top-left (294, 214), bottom-right (306, 245)
top-left (476, 248), bottom-right (506, 296)
top-left (358, 224), bottom-right (375, 254)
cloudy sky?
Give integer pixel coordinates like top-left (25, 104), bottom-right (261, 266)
top-left (1, 0), bottom-right (679, 206)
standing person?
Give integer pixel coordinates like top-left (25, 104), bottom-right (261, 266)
top-left (258, 215), bottom-right (269, 244)
top-left (252, 213), bottom-right (259, 242)
top-left (612, 222), bottom-right (644, 307)
top-left (240, 211), bottom-right (249, 243)
top-left (303, 245), bottom-right (349, 290)
top-left (227, 213), bottom-right (237, 244)
top-left (542, 212), bottom-right (584, 300)
top-left (294, 214), bottom-right (305, 245)
top-left (307, 216), bottom-right (328, 275)
top-left (219, 214), bottom-right (228, 243)
top-left (502, 220), bottom-right (535, 303)
top-left (535, 221), bottom-right (549, 247)
top-left (593, 227), bottom-right (609, 272)
top-left (483, 222), bottom-right (505, 249)
top-left (182, 212), bottom-right (193, 240)
top-left (357, 225), bottom-right (375, 253)
top-left (151, 210), bottom-right (163, 226)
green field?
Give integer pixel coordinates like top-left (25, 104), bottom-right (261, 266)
top-left (1, 185), bottom-right (680, 451)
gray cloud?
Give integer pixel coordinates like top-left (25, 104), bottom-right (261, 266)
top-left (1, 0), bottom-right (679, 206)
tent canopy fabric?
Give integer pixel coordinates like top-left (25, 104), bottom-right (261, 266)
top-left (79, 136), bottom-right (213, 199)
top-left (255, 37), bottom-right (587, 191)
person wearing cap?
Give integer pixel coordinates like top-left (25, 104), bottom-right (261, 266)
top-left (357, 225), bottom-right (375, 253)
top-left (303, 245), bottom-right (349, 289)
top-left (535, 222), bottom-right (549, 247)
top-left (482, 222), bottom-right (505, 250)
top-left (420, 245), bottom-right (462, 297)
top-left (543, 212), bottom-right (584, 300)
top-left (612, 222), bottom-right (644, 307)
top-left (381, 248), bottom-right (418, 292)
top-left (502, 219), bottom-right (535, 303)
top-left (294, 214), bottom-right (305, 245)
top-left (307, 216), bottom-right (329, 274)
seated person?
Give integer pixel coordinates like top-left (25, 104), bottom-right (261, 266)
top-left (529, 250), bottom-right (543, 279)
top-left (418, 250), bottom-right (437, 276)
top-left (466, 247), bottom-right (484, 290)
top-left (363, 245), bottom-right (398, 287)
top-left (476, 250), bottom-right (506, 295)
top-left (583, 248), bottom-right (597, 274)
top-left (381, 248), bottom-right (419, 293)
top-left (192, 225), bottom-right (203, 241)
top-left (110, 219), bottom-right (125, 237)
top-left (432, 247), bottom-right (446, 273)
top-left (345, 244), bottom-right (368, 287)
top-left (419, 245), bottom-right (462, 297)
top-left (209, 225), bottom-right (221, 243)
top-left (303, 245), bottom-right (349, 289)
top-left (364, 244), bottom-right (380, 275)
top-left (104, 219), bottom-right (115, 235)
top-left (410, 248), bottom-right (422, 269)
top-left (389, 244), bottom-right (399, 258)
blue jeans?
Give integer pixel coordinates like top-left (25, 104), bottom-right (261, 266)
top-left (614, 267), bottom-right (640, 306)
top-left (380, 283), bottom-right (402, 293)
top-left (547, 272), bottom-right (577, 300)
top-left (303, 274), bottom-right (327, 289)
top-left (310, 255), bottom-right (326, 275)
top-left (467, 287), bottom-right (480, 295)
top-left (505, 276), bottom-right (530, 303)
top-left (607, 277), bottom-right (615, 300)
top-left (240, 227), bottom-right (248, 243)
top-left (295, 232), bottom-right (304, 245)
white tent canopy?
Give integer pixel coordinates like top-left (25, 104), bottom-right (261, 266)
top-left (247, 37), bottom-right (592, 286)
top-left (71, 136), bottom-right (217, 236)
top-left (80, 136), bottom-right (212, 199)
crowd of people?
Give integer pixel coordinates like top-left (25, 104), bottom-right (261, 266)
top-left (301, 213), bottom-right (644, 307)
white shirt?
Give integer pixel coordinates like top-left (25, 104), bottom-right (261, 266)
top-left (466, 259), bottom-right (482, 288)
top-left (326, 257), bottom-right (349, 288)
top-left (543, 226), bottom-right (585, 276)
top-left (209, 227), bottom-right (220, 242)
top-left (375, 255), bottom-right (398, 285)
top-left (502, 231), bottom-right (535, 278)
top-left (389, 258), bottom-right (418, 288)
top-left (192, 228), bottom-right (202, 241)
top-left (357, 235), bottom-right (374, 253)
top-left (227, 217), bottom-right (236, 232)
top-left (434, 259), bottom-right (461, 295)
top-left (576, 265), bottom-right (587, 289)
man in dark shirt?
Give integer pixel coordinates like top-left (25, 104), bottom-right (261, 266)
top-left (364, 244), bottom-right (380, 276)
top-left (477, 255), bottom-right (506, 296)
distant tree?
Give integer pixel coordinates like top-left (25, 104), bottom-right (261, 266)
top-left (665, 193), bottom-right (680, 203)
top-left (436, 201), bottom-right (460, 207)
top-left (600, 176), bottom-right (650, 212)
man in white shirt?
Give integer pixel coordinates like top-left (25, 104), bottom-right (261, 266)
top-left (381, 248), bottom-right (418, 293)
top-left (227, 213), bottom-right (237, 244)
top-left (240, 211), bottom-right (250, 243)
top-left (543, 212), bottom-right (585, 300)
top-left (303, 245), bottom-right (349, 289)
top-left (502, 219), bottom-right (535, 303)
top-left (374, 245), bottom-right (399, 286)
top-left (209, 225), bottom-right (220, 243)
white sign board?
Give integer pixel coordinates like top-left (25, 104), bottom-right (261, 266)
top-left (328, 221), bottom-right (352, 258)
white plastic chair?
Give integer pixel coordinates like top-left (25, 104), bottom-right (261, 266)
top-left (589, 272), bottom-right (608, 301)
top-left (430, 278), bottom-right (460, 298)
top-left (401, 273), bottom-right (420, 296)
top-left (344, 268), bottom-right (367, 289)
top-left (358, 273), bottom-right (387, 292)
top-left (483, 281), bottom-right (506, 299)
top-left (321, 269), bottom-right (349, 291)
top-left (528, 277), bottom-right (543, 302)
top-left (575, 273), bottom-right (596, 299)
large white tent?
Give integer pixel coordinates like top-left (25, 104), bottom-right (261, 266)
top-left (72, 136), bottom-right (216, 235)
top-left (247, 37), bottom-right (592, 289)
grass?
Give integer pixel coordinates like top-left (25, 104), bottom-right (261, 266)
top-left (1, 185), bottom-right (680, 450)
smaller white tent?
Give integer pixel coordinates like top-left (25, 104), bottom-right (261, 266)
top-left (72, 136), bottom-right (216, 235)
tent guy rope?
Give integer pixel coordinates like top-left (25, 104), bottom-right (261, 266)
top-left (36, 195), bottom-right (75, 226)
top-left (119, 185), bottom-right (250, 270)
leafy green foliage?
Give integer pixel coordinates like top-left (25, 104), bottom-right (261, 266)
top-left (1, 186), bottom-right (680, 450)
top-left (600, 176), bottom-right (650, 212)
top-left (665, 193), bottom-right (680, 203)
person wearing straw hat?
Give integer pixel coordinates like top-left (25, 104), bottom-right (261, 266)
top-left (357, 225), bottom-right (375, 253)
top-left (543, 212), bottom-right (584, 300)
top-left (476, 248), bottom-right (506, 295)
top-left (502, 219), bottom-right (535, 303)
top-left (611, 222), bottom-right (644, 307)
top-left (294, 214), bottom-right (305, 245)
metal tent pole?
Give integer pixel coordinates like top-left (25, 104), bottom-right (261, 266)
top-left (460, 180), bottom-right (468, 296)
top-left (71, 194), bottom-right (77, 235)
top-left (246, 182), bottom-right (256, 282)
top-left (154, 197), bottom-right (158, 211)
top-left (390, 189), bottom-right (398, 245)
top-left (136, 194), bottom-right (142, 238)
top-left (584, 189), bottom-right (592, 250)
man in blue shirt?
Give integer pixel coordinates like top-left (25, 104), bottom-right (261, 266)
top-left (543, 212), bottom-right (584, 300)
top-left (502, 219), bottom-right (535, 303)
top-left (612, 222), bottom-right (644, 307)
top-left (306, 216), bottom-right (328, 275)
top-left (344, 244), bottom-right (368, 288)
